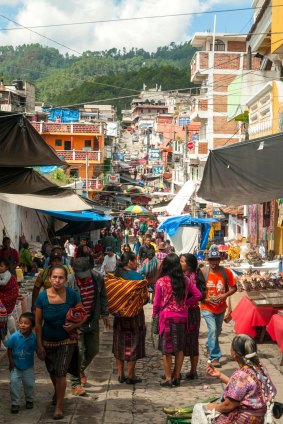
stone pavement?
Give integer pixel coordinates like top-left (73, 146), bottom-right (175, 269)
top-left (0, 303), bottom-right (283, 423)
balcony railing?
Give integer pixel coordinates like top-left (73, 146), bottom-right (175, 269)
top-left (57, 149), bottom-right (102, 162)
top-left (191, 52), bottom-right (209, 81)
top-left (32, 122), bottom-right (103, 134)
top-left (82, 178), bottom-right (104, 190)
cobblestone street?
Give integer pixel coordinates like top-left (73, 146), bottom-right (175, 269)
top-left (0, 302), bottom-right (283, 423)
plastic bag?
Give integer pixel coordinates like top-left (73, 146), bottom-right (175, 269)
top-left (192, 403), bottom-right (220, 424)
top-left (7, 314), bottom-right (17, 335)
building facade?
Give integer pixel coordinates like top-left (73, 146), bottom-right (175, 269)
top-left (190, 33), bottom-right (261, 150)
top-left (31, 121), bottom-right (105, 197)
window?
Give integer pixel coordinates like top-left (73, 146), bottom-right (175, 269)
top-left (55, 139), bottom-right (62, 147)
top-left (210, 39), bottom-right (225, 51)
top-left (70, 168), bottom-right (79, 178)
top-left (64, 140), bottom-right (71, 150)
top-left (85, 140), bottom-right (92, 148)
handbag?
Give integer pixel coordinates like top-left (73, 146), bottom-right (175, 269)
top-left (152, 294), bottom-right (173, 335)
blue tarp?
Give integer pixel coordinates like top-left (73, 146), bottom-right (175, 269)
top-left (37, 166), bottom-right (58, 174)
top-left (41, 210), bottom-right (112, 222)
top-left (43, 108), bottom-right (79, 123)
top-left (158, 215), bottom-right (218, 251)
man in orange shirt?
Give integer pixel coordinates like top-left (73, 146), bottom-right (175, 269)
top-left (201, 245), bottom-right (237, 367)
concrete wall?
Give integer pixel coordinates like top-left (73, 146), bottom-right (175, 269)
top-left (0, 200), bottom-right (50, 249)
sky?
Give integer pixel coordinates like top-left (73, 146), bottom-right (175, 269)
top-left (0, 0), bottom-right (253, 55)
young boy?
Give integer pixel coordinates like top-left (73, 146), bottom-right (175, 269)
top-left (5, 312), bottom-right (37, 414)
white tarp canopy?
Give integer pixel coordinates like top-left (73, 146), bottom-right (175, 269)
top-left (168, 226), bottom-right (199, 255)
top-left (0, 192), bottom-right (92, 212)
top-left (165, 180), bottom-right (195, 216)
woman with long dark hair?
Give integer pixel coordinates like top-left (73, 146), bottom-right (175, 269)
top-left (197, 334), bottom-right (277, 423)
top-left (112, 252), bottom-right (147, 384)
top-left (180, 253), bottom-right (206, 380)
top-left (153, 254), bottom-right (202, 387)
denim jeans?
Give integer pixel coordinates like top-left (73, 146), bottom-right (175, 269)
top-left (70, 325), bottom-right (99, 387)
top-left (10, 367), bottom-right (35, 406)
top-left (201, 310), bottom-right (225, 361)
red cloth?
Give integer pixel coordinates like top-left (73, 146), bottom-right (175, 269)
top-left (266, 314), bottom-right (283, 353)
top-left (0, 274), bottom-right (18, 315)
top-left (231, 296), bottom-right (277, 337)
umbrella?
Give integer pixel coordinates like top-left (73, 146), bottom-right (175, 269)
top-left (156, 183), bottom-right (164, 189)
top-left (126, 186), bottom-right (144, 194)
top-left (125, 205), bottom-right (149, 214)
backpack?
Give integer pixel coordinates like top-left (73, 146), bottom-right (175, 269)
top-left (203, 266), bottom-right (229, 292)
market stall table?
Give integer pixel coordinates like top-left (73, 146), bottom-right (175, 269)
top-left (266, 313), bottom-right (283, 365)
top-left (231, 296), bottom-right (278, 341)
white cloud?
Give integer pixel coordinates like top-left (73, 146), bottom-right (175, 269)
top-left (0, 0), bottom-right (251, 55)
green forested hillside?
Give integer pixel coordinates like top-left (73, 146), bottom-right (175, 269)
top-left (0, 42), bottom-right (196, 111)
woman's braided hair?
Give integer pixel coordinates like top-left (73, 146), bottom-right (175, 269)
top-left (232, 334), bottom-right (275, 405)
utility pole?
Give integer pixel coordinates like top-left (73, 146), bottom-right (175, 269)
top-left (170, 131), bottom-right (176, 194)
top-left (85, 151), bottom-right (89, 198)
top-left (184, 127), bottom-right (188, 182)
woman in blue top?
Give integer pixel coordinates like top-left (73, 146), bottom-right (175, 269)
top-left (112, 252), bottom-right (147, 385)
top-left (35, 266), bottom-right (86, 420)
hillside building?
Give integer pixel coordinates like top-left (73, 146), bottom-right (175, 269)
top-left (0, 79), bottom-right (35, 113)
top-left (31, 121), bottom-right (105, 198)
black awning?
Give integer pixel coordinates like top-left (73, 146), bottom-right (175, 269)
top-left (0, 111), bottom-right (66, 166)
top-left (55, 220), bottom-right (110, 235)
top-left (0, 167), bottom-right (59, 194)
top-left (198, 132), bottom-right (283, 206)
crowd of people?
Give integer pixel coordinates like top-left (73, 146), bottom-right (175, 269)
top-left (0, 227), bottom-right (280, 423)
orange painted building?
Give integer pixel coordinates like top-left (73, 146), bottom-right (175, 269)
top-left (31, 122), bottom-right (105, 192)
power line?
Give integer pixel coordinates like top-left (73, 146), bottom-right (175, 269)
top-left (0, 14), bottom-right (82, 55)
top-left (0, 4), bottom-right (282, 31)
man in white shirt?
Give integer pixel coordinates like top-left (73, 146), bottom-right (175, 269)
top-left (101, 247), bottom-right (117, 275)
top-left (64, 238), bottom-right (76, 266)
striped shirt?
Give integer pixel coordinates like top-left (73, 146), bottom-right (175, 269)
top-left (76, 276), bottom-right (95, 317)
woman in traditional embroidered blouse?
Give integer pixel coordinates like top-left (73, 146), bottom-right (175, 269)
top-left (205, 334), bottom-right (276, 424)
top-left (153, 253), bottom-right (201, 388)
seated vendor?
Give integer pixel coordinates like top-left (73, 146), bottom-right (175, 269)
top-left (203, 334), bottom-right (276, 424)
top-left (31, 253), bottom-right (72, 311)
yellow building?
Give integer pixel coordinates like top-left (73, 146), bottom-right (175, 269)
top-left (243, 0), bottom-right (283, 254)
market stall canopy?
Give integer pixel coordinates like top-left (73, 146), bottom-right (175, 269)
top-left (166, 180), bottom-right (195, 216)
top-left (158, 215), bottom-right (218, 237)
top-left (198, 133), bottom-right (283, 206)
top-left (55, 220), bottom-right (110, 236)
top-left (157, 215), bottom-right (218, 252)
top-left (0, 111), bottom-right (66, 166)
top-left (0, 168), bottom-right (92, 211)
top-left (42, 210), bottom-right (112, 222)
top-left (0, 190), bottom-right (92, 212)
top-left (0, 167), bottom-right (56, 194)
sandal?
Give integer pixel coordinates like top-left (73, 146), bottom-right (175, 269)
top-left (126, 377), bottom-right (142, 384)
top-left (186, 371), bottom-right (198, 380)
top-left (53, 413), bottom-right (64, 420)
top-left (80, 372), bottom-right (87, 386)
top-left (160, 380), bottom-right (172, 388)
